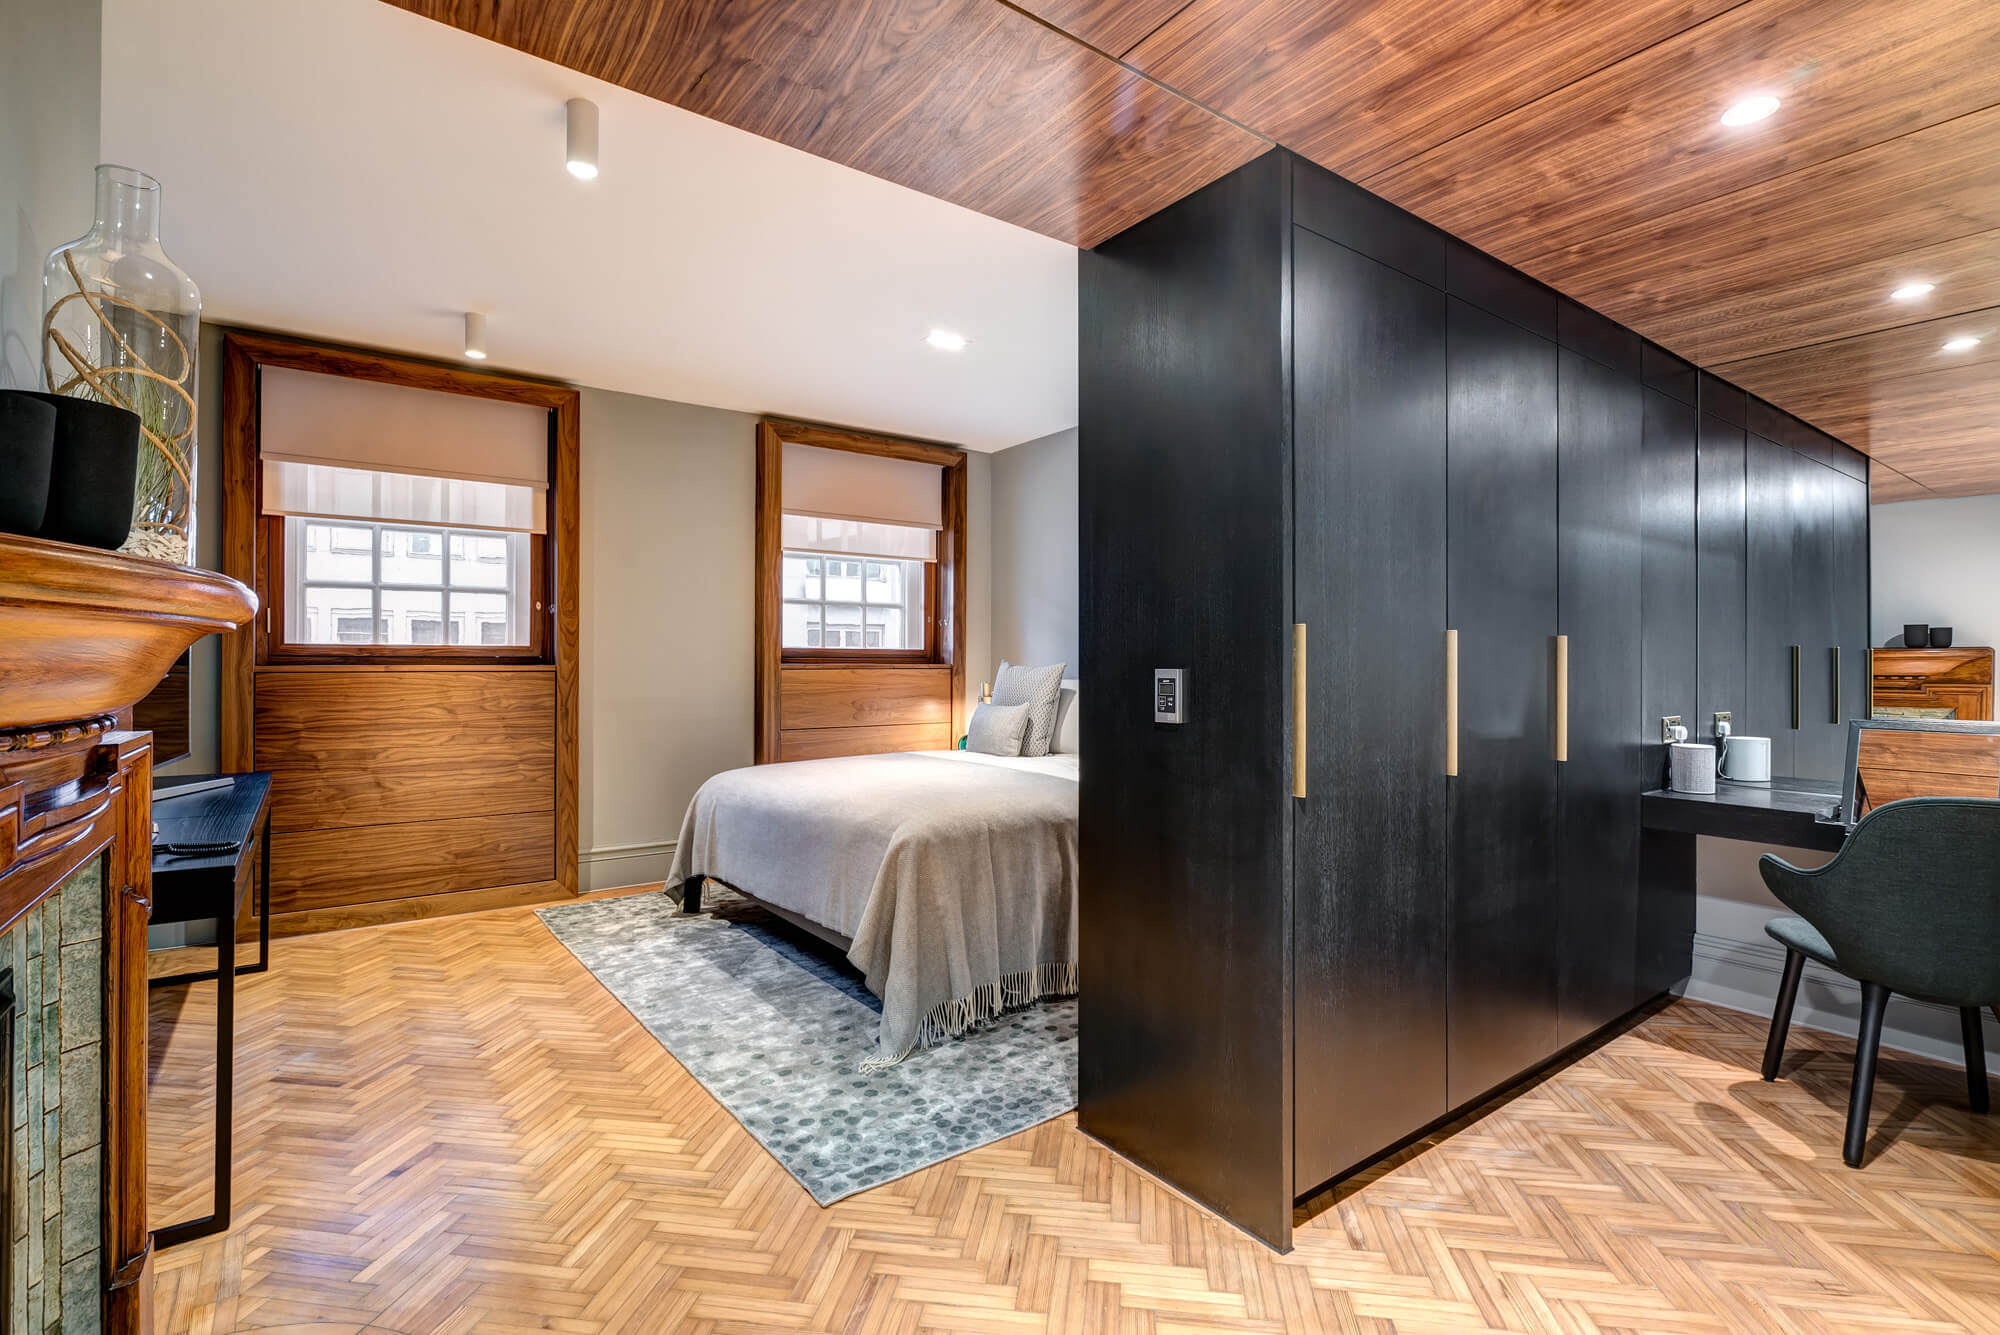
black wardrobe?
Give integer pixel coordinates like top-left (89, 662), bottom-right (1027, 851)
top-left (1077, 149), bottom-right (1871, 1252)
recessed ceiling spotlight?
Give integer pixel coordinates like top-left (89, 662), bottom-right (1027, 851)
top-left (464, 311), bottom-right (489, 360)
top-left (1720, 94), bottom-right (1781, 127)
top-left (925, 328), bottom-right (968, 352)
top-left (1941, 334), bottom-right (1982, 353)
top-left (1889, 281), bottom-right (1936, 301)
top-left (566, 97), bottom-right (599, 180)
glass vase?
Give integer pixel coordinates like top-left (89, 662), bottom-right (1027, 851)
top-left (42, 164), bottom-right (202, 565)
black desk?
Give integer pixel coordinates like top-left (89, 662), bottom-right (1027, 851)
top-left (149, 771), bottom-right (274, 1249)
top-left (1641, 776), bottom-right (1848, 852)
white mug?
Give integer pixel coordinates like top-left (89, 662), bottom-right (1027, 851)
top-left (1721, 735), bottom-right (1772, 783)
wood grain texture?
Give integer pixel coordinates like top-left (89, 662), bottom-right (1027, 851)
top-left (777, 722), bottom-right (953, 760)
top-left (385, 0), bottom-right (1266, 247)
top-left (145, 905), bottom-right (2000, 1334)
top-left (1008, 0), bottom-right (1193, 57)
top-left (779, 665), bottom-right (952, 728)
top-left (1366, 0), bottom-right (2000, 263)
top-left (252, 669), bottom-right (555, 831)
top-left (1872, 646), bottom-right (1995, 722)
top-left (269, 810), bottom-right (552, 914)
top-left (754, 422), bottom-right (784, 764)
top-left (267, 877), bottom-right (566, 937)
top-left (1127, 0), bottom-right (1734, 181)
top-left (1855, 726), bottom-right (2000, 812)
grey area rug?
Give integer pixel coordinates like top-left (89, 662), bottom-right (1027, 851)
top-left (536, 889), bottom-right (1077, 1204)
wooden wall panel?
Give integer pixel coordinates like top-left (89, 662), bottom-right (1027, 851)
top-left (254, 670), bottom-right (555, 832)
top-left (780, 666), bottom-right (951, 729)
top-left (270, 811), bottom-right (553, 914)
top-left (778, 723), bottom-right (952, 761)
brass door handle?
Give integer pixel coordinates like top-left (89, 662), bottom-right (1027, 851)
top-left (1292, 623), bottom-right (1307, 800)
top-left (1832, 645), bottom-right (1842, 724)
top-left (1554, 634), bottom-right (1569, 763)
top-left (1791, 645), bottom-right (1801, 730)
top-left (1445, 628), bottom-right (1460, 778)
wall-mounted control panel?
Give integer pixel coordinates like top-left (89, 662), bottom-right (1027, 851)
top-left (1153, 668), bottom-right (1184, 725)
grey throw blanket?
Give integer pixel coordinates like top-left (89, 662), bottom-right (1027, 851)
top-left (665, 752), bottom-right (1079, 1068)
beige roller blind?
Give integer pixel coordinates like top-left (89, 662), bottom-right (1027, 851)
top-left (258, 365), bottom-right (550, 533)
top-left (781, 441), bottom-right (941, 530)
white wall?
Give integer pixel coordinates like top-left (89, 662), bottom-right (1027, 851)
top-left (989, 426), bottom-right (1078, 671)
top-left (1871, 494), bottom-right (2000, 649)
top-left (1, 0), bottom-right (101, 390)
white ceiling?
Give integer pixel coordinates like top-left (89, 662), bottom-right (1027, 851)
top-left (98, 0), bottom-right (1078, 451)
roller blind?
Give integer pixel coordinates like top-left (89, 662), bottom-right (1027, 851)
top-left (259, 365), bottom-right (549, 532)
top-left (781, 441), bottom-right (941, 530)
top-left (780, 514), bottom-right (936, 561)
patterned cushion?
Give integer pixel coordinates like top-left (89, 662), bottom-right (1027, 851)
top-left (965, 702), bottom-right (1030, 757)
top-left (992, 660), bottom-right (1067, 756)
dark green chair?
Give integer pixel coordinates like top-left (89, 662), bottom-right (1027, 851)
top-left (1759, 796), bottom-right (2000, 1167)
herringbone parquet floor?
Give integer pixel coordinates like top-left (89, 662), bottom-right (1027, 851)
top-left (147, 896), bottom-right (2000, 1334)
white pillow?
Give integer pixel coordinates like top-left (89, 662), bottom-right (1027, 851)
top-left (966, 702), bottom-right (1030, 757)
top-left (992, 660), bottom-right (1066, 757)
top-left (1053, 679), bottom-right (1080, 754)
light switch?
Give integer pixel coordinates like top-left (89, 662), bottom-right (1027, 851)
top-left (1153, 669), bottom-right (1183, 724)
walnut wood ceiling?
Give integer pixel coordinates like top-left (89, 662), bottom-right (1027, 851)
top-left (388, 0), bottom-right (2000, 499)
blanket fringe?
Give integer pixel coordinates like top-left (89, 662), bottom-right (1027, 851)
top-left (858, 961), bottom-right (1079, 1073)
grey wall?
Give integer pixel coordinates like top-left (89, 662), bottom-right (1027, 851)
top-left (170, 335), bottom-right (995, 890)
top-left (1870, 494), bottom-right (2000, 649)
top-left (1, 0), bottom-right (101, 390)
top-left (988, 426), bottom-right (1077, 672)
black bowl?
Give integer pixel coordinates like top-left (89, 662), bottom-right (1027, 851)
top-left (1904, 623), bottom-right (1931, 649)
top-left (18, 391), bottom-right (141, 550)
top-left (1930, 626), bottom-right (1955, 649)
top-left (0, 391), bottom-right (57, 536)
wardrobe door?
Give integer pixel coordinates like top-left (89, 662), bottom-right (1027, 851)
top-left (1830, 471), bottom-right (1871, 730)
top-left (1447, 297), bottom-right (1561, 1107)
top-left (1293, 229), bottom-right (1449, 1192)
top-left (1745, 432), bottom-right (1797, 777)
top-left (1792, 455), bottom-right (1842, 779)
top-left (1556, 350), bottom-right (1644, 1042)
top-left (1697, 414), bottom-right (1748, 744)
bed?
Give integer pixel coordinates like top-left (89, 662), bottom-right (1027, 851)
top-left (664, 689), bottom-right (1080, 1069)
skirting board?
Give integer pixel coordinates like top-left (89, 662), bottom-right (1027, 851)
top-left (580, 839), bottom-right (676, 893)
top-left (1687, 931), bottom-right (1997, 1068)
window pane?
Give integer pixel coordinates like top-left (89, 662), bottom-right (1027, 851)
top-left (381, 529), bottom-right (445, 585)
top-left (781, 552), bottom-right (822, 601)
top-left (450, 591), bottom-right (511, 645)
top-left (781, 601), bottom-right (819, 649)
top-left (449, 532), bottom-right (511, 589)
top-left (304, 523), bottom-right (374, 582)
top-left (301, 586), bottom-right (378, 644)
top-left (381, 588), bottom-right (445, 645)
top-left (824, 604), bottom-right (863, 649)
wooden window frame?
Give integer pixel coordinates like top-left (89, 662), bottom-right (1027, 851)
top-left (217, 329), bottom-right (581, 899)
top-left (755, 419), bottom-right (968, 763)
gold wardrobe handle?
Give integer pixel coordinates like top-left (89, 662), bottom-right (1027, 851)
top-left (1445, 628), bottom-right (1460, 778)
top-left (1555, 634), bottom-right (1569, 763)
top-left (1292, 623), bottom-right (1307, 799)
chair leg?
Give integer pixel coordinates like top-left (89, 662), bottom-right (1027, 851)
top-left (1845, 983), bottom-right (1890, 1168)
top-left (1963, 1007), bottom-right (1989, 1115)
top-left (1763, 949), bottom-right (1806, 1081)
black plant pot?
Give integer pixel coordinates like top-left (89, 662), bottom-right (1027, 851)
top-left (0, 391), bottom-right (57, 536)
top-left (21, 392), bottom-right (140, 550)
top-left (1904, 623), bottom-right (1931, 649)
top-left (1930, 626), bottom-right (1955, 649)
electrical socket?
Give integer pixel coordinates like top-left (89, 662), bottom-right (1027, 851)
top-left (1661, 715), bottom-right (1683, 744)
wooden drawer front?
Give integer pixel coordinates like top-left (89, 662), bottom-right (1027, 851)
top-left (270, 811), bottom-right (552, 914)
top-left (779, 723), bottom-right (952, 762)
top-left (255, 669), bottom-right (555, 832)
top-left (780, 667), bottom-right (952, 730)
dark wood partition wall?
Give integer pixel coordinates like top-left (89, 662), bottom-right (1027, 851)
top-left (1079, 149), bottom-right (1873, 1252)
top-left (218, 332), bottom-right (580, 934)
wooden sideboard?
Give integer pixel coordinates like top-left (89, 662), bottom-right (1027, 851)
top-left (1871, 646), bottom-right (1995, 721)
top-left (0, 533), bottom-right (256, 1332)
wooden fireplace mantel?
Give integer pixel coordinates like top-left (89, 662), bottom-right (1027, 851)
top-left (0, 532), bottom-right (255, 1333)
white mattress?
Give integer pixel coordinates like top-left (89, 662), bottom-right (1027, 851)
top-left (914, 749), bottom-right (1078, 781)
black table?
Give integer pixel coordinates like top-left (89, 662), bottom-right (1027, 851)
top-left (1641, 776), bottom-right (1848, 852)
top-left (149, 771), bottom-right (274, 1249)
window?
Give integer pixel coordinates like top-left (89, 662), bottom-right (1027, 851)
top-left (780, 548), bottom-right (928, 652)
top-left (281, 519), bottom-right (533, 649)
